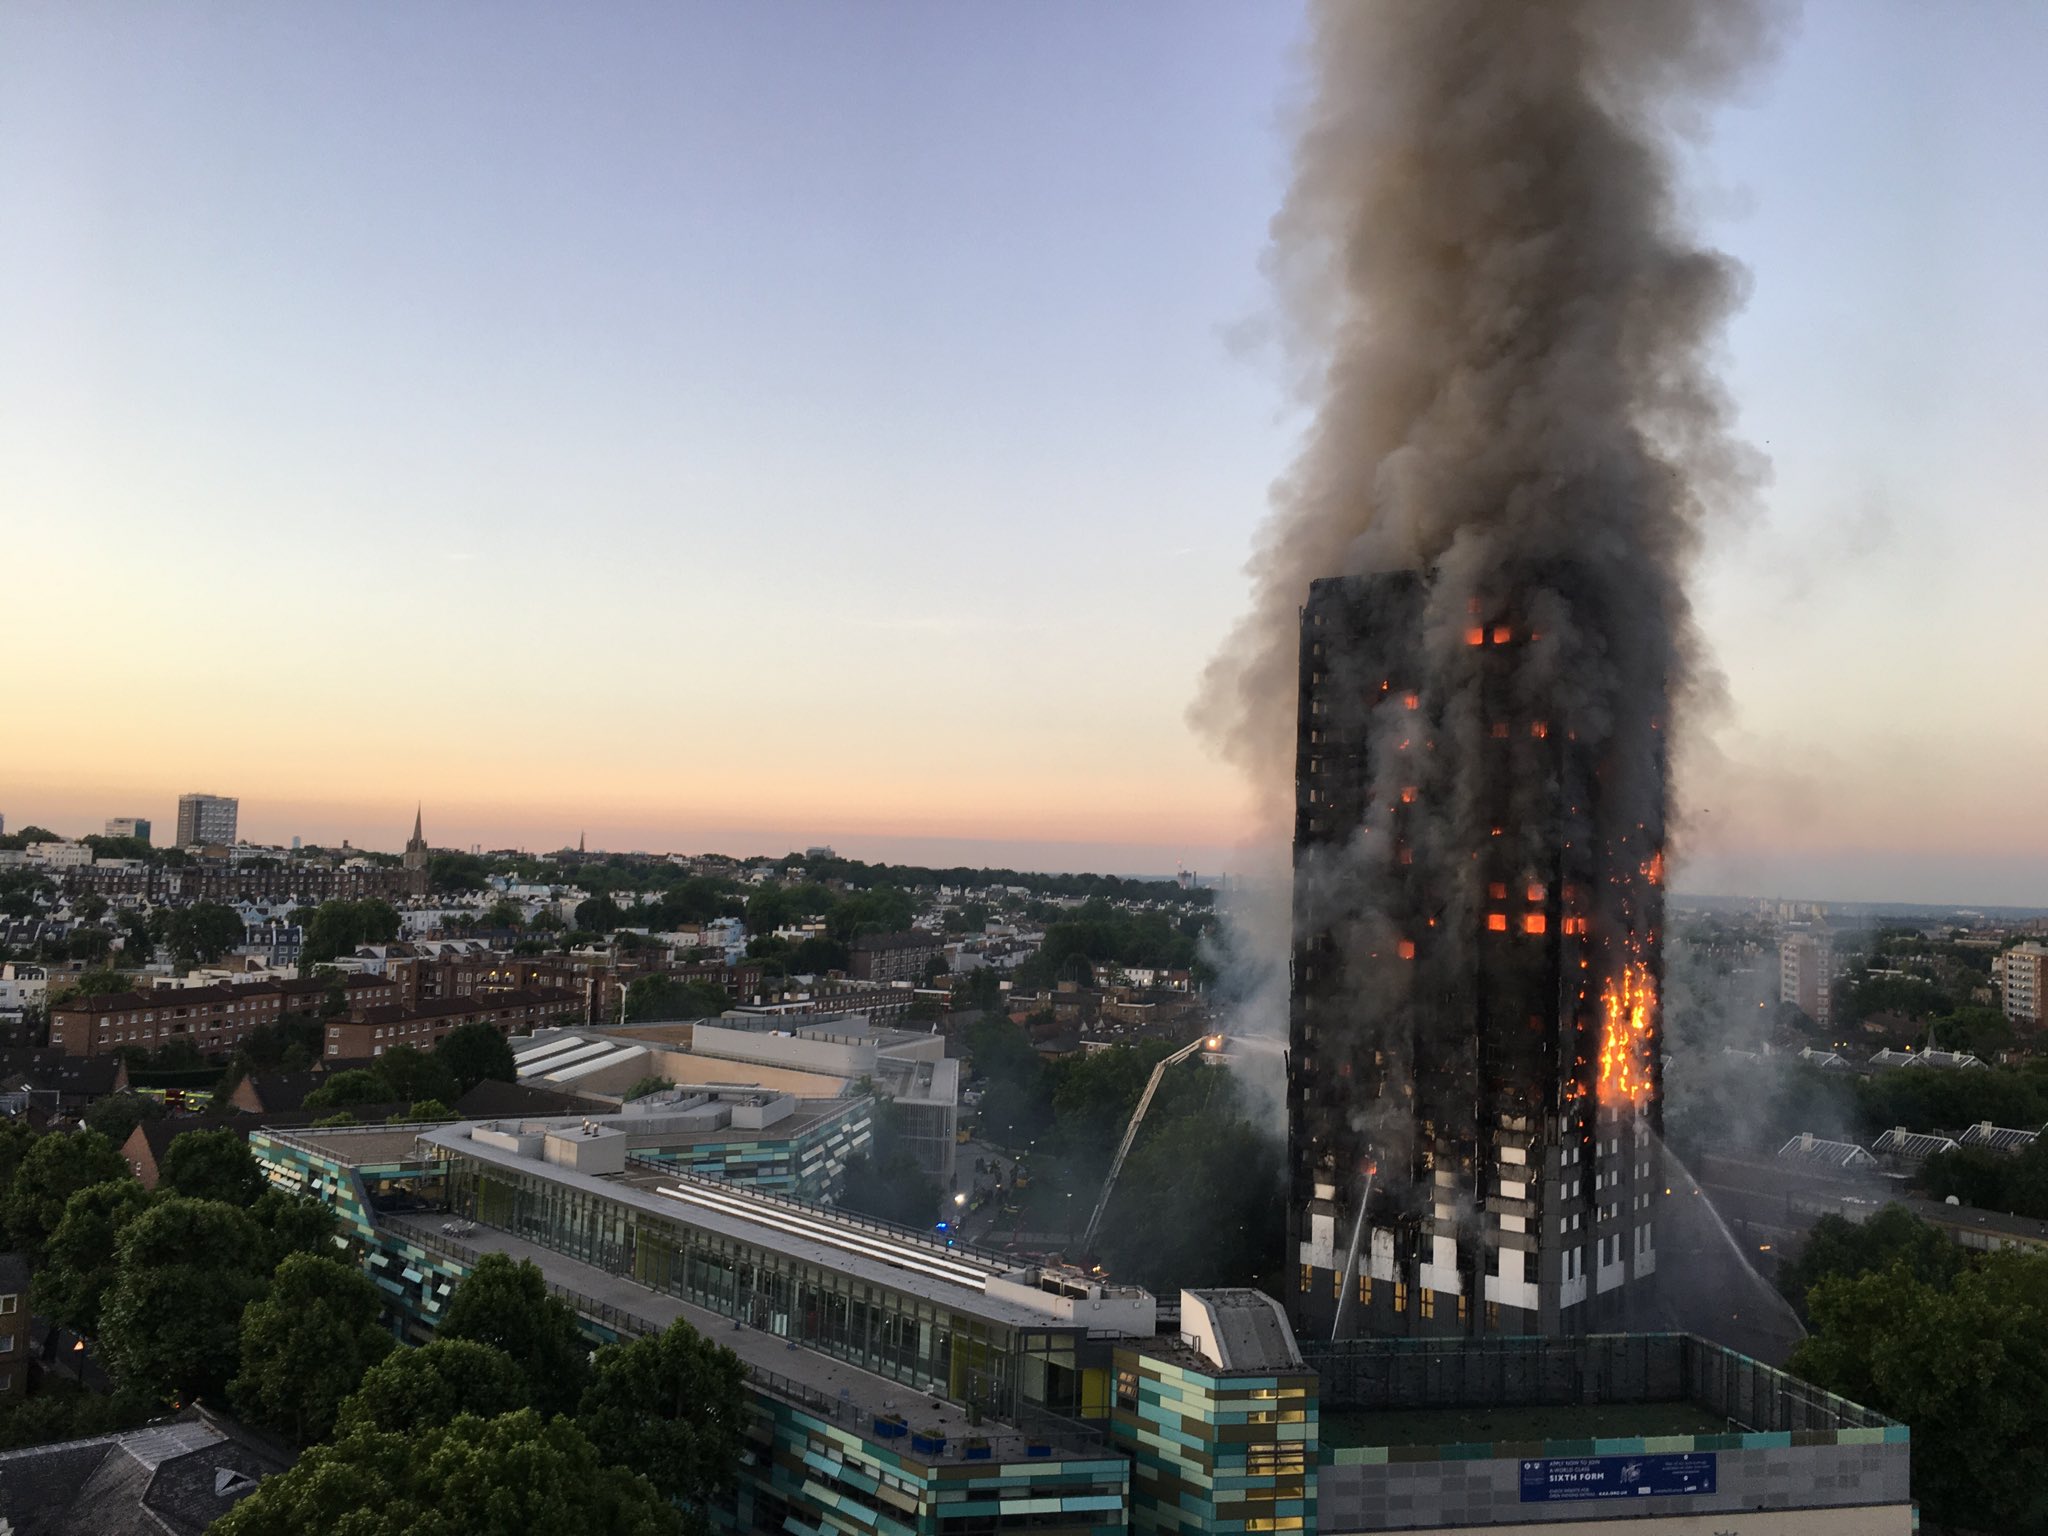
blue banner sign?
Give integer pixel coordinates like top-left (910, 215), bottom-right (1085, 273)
top-left (1518, 1452), bottom-right (1717, 1503)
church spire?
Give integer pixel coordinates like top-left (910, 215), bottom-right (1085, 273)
top-left (402, 803), bottom-right (429, 873)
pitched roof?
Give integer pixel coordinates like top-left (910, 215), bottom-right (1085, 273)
top-left (239, 1070), bottom-right (322, 1111)
top-left (1958, 1121), bottom-right (2042, 1155)
top-left (1873, 1127), bottom-right (1961, 1162)
top-left (0, 1048), bottom-right (125, 1097)
top-left (1775, 1133), bottom-right (1879, 1171)
top-left (0, 1408), bottom-right (292, 1536)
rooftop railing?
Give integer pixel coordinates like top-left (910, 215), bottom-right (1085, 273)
top-left (376, 1214), bottom-right (1112, 1465)
top-left (1301, 1332), bottom-right (1897, 1435)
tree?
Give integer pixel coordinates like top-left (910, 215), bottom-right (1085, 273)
top-left (575, 895), bottom-right (625, 932)
top-left (425, 851), bottom-right (491, 894)
top-left (2, 1129), bottom-right (130, 1258)
top-left (66, 928), bottom-right (112, 964)
top-left (31, 1178), bottom-right (152, 1334)
top-left (1792, 1252), bottom-right (2048, 1533)
top-left (1097, 1116), bottom-right (1283, 1292)
top-left (787, 936), bottom-right (850, 975)
top-left (100, 1197), bottom-right (272, 1400)
top-left (209, 1410), bottom-right (685, 1536)
top-left (252, 1188), bottom-right (342, 1270)
top-left (623, 1075), bottom-right (670, 1101)
top-left (163, 901), bottom-right (246, 967)
top-left (577, 1319), bottom-right (747, 1505)
top-left (624, 975), bottom-right (731, 1023)
top-left (396, 1098), bottom-right (457, 1122)
top-left (480, 899), bottom-right (526, 931)
top-left (231, 1253), bottom-right (395, 1444)
top-left (303, 1069), bottom-right (391, 1111)
top-left (69, 967), bottom-right (133, 998)
top-left (300, 899), bottom-right (402, 971)
top-left (83, 1090), bottom-right (164, 1146)
top-left (372, 1044), bottom-right (458, 1107)
top-left (1923, 1136), bottom-right (2048, 1221)
top-left (963, 1014), bottom-right (1052, 1145)
top-left (435, 1021), bottom-right (517, 1093)
top-left (954, 965), bottom-right (1003, 1016)
top-left (0, 1120), bottom-right (39, 1191)
top-left (437, 1254), bottom-right (592, 1417)
top-left (1778, 1205), bottom-right (1966, 1317)
top-left (337, 1339), bottom-right (530, 1437)
top-left (159, 1128), bottom-right (267, 1207)
top-left (120, 911), bottom-right (155, 964)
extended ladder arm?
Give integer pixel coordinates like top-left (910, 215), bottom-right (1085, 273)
top-left (1079, 1033), bottom-right (1220, 1255)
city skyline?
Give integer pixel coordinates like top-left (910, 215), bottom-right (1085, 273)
top-left (7, 3), bottom-right (2048, 903)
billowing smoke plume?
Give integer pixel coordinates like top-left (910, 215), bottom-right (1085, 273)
top-left (1198, 0), bottom-right (1774, 832)
top-left (1194, 1), bottom-right (1786, 1339)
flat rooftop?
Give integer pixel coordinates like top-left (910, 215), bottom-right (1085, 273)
top-left (620, 1098), bottom-right (855, 1151)
top-left (384, 1213), bottom-right (1107, 1464)
top-left (1320, 1402), bottom-right (1734, 1451)
top-left (409, 1120), bottom-right (1148, 1333)
top-left (273, 1125), bottom-right (444, 1167)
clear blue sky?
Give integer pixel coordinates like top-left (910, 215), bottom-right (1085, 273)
top-left (3, 2), bottom-right (2044, 902)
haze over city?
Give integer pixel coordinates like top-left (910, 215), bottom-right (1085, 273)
top-left (7, 1), bottom-right (2047, 901)
top-left (11, 8), bottom-right (2048, 1536)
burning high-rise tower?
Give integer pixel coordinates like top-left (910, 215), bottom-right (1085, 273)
top-left (1286, 571), bottom-right (1665, 1339)
top-left (1191, 1), bottom-right (1772, 1338)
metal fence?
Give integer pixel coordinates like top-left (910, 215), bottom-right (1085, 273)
top-left (1300, 1332), bottom-right (1896, 1434)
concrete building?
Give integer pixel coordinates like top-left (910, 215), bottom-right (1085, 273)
top-left (25, 841), bottom-right (93, 869)
top-left (251, 1120), bottom-right (1156, 1535)
top-left (246, 1122), bottom-right (1912, 1536)
top-left (63, 859), bottom-right (426, 904)
top-left (0, 963), bottom-right (49, 1030)
top-left (49, 975), bottom-right (402, 1058)
top-left (0, 1253), bottom-right (26, 1404)
top-left (1308, 1333), bottom-right (1910, 1534)
top-left (1112, 1289), bottom-right (1317, 1536)
top-left (1780, 929), bottom-right (1834, 1026)
top-left (849, 930), bottom-right (946, 983)
top-left (321, 986), bottom-right (582, 1061)
top-left (175, 792), bottom-right (238, 847)
top-left (1287, 574), bottom-right (1665, 1341)
top-left (103, 816), bottom-right (151, 842)
top-left (513, 1013), bottom-right (962, 1188)
top-left (1999, 941), bottom-right (2048, 1027)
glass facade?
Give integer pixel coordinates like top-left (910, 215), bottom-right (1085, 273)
top-left (441, 1151), bottom-right (1093, 1420)
top-left (1111, 1346), bottom-right (1318, 1536)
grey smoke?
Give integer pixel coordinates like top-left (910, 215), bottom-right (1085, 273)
top-left (1197, 0), bottom-right (1779, 835)
top-left (1192, 4), bottom-right (1789, 1314)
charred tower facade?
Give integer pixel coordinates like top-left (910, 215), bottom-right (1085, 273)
top-left (1287, 573), bottom-right (1665, 1341)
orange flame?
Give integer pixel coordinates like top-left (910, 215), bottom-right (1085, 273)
top-left (1598, 961), bottom-right (1656, 1106)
